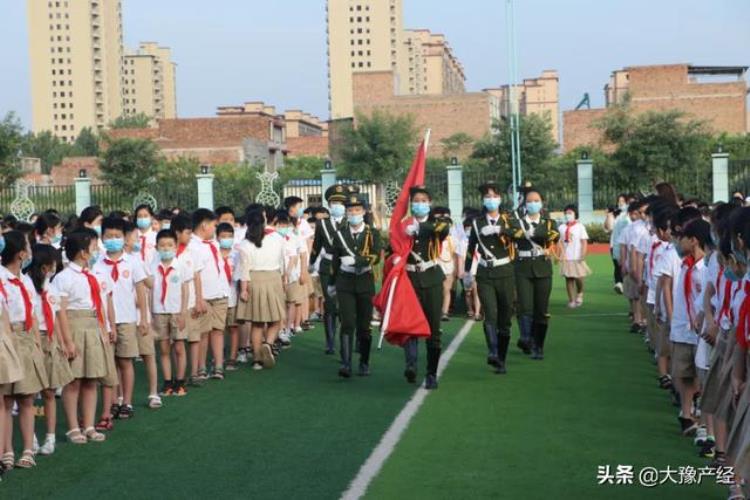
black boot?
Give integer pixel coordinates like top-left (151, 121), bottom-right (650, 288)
top-left (483, 323), bottom-right (499, 367)
top-left (495, 335), bottom-right (510, 374)
top-left (425, 346), bottom-right (441, 389)
top-left (358, 333), bottom-right (372, 376)
top-left (324, 313), bottom-right (336, 355)
top-left (339, 334), bottom-right (353, 378)
top-left (517, 315), bottom-right (533, 354)
top-left (531, 322), bottom-right (548, 360)
top-left (403, 338), bottom-right (418, 384)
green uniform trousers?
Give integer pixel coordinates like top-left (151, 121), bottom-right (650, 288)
top-left (319, 261), bottom-right (338, 316)
top-left (515, 272), bottom-right (552, 325)
top-left (477, 275), bottom-right (515, 337)
top-left (409, 274), bottom-right (444, 350)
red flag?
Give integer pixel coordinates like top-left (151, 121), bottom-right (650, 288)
top-left (374, 132), bottom-right (432, 346)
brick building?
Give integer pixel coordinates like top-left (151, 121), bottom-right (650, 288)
top-left (351, 70), bottom-right (500, 158)
top-left (563, 64), bottom-right (749, 152)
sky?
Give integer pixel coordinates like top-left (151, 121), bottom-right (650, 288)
top-left (1, 0), bottom-right (748, 131)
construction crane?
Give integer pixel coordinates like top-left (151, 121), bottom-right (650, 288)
top-left (575, 93), bottom-right (591, 110)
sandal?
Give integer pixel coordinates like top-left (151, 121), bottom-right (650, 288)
top-left (197, 368), bottom-right (208, 380)
top-left (148, 394), bottom-right (162, 409)
top-left (658, 375), bottom-right (673, 390)
top-left (110, 403), bottom-right (122, 419)
top-left (65, 428), bottom-right (87, 445)
top-left (211, 367), bottom-right (225, 380)
top-left (83, 427), bottom-right (106, 442)
top-left (118, 405), bottom-right (134, 420)
top-left (95, 416), bottom-right (114, 432)
top-left (15, 450), bottom-right (36, 469)
top-left (1, 452), bottom-right (14, 470)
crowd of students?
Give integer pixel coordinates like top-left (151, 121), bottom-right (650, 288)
top-left (609, 184), bottom-right (750, 499)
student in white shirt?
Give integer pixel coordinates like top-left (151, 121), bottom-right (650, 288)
top-left (670, 215), bottom-right (710, 436)
top-left (217, 223), bottom-right (241, 369)
top-left (188, 209), bottom-right (229, 380)
top-left (134, 204), bottom-right (158, 266)
top-left (33, 211), bottom-right (64, 248)
top-left (56, 229), bottom-right (116, 444)
top-left (618, 201), bottom-right (645, 333)
top-left (1, 231), bottom-right (48, 469)
top-left (558, 204), bottom-right (591, 308)
top-left (284, 197), bottom-right (313, 329)
top-left (151, 230), bottom-right (189, 397)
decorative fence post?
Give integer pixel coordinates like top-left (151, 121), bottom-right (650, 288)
top-left (576, 152), bottom-right (594, 224)
top-left (196, 164), bottom-right (215, 210)
top-left (75, 169), bottom-right (91, 215)
top-left (320, 159), bottom-right (337, 208)
top-left (712, 147), bottom-right (730, 203)
top-left (446, 157), bottom-right (463, 218)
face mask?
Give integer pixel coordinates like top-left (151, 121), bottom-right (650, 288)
top-left (103, 238), bottom-right (125, 253)
top-left (732, 241), bottom-right (748, 265)
top-left (51, 233), bottom-right (63, 245)
top-left (22, 256), bottom-right (32, 270)
top-left (132, 241), bottom-right (142, 253)
top-left (483, 197), bottom-right (501, 212)
top-left (161, 223), bottom-right (171, 231)
top-left (137, 217), bottom-right (151, 230)
top-left (724, 267), bottom-right (740, 282)
top-left (92, 225), bottom-right (102, 237)
top-left (0, 236), bottom-right (5, 254)
top-left (526, 201), bottom-right (543, 215)
top-left (277, 227), bottom-right (291, 237)
top-left (618, 204), bottom-right (628, 212)
top-left (159, 250), bottom-right (176, 261)
top-left (411, 202), bottom-right (431, 217)
top-left (673, 241), bottom-right (686, 259)
top-left (88, 252), bottom-right (100, 267)
top-left (564, 213), bottom-right (576, 223)
top-left (330, 204), bottom-right (345, 218)
top-left (710, 230), bottom-right (720, 248)
top-left (219, 238), bottom-right (234, 250)
top-left (348, 214), bottom-right (364, 226)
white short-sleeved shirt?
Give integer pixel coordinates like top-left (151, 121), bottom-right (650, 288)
top-left (188, 235), bottom-right (229, 301)
top-left (611, 213), bottom-right (630, 257)
top-left (221, 251), bottom-right (241, 308)
top-left (0, 266), bottom-right (36, 327)
top-left (238, 232), bottom-right (286, 279)
top-left (136, 229), bottom-right (157, 265)
top-left (150, 259), bottom-right (188, 314)
top-left (52, 262), bottom-right (114, 332)
top-left (616, 223), bottom-right (635, 271)
top-left (670, 257), bottom-right (705, 345)
top-left (653, 244), bottom-right (681, 322)
top-left (297, 218), bottom-right (314, 241)
top-left (558, 221), bottom-right (588, 261)
top-left (31, 280), bottom-right (59, 332)
top-left (176, 244), bottom-right (196, 309)
top-left (283, 233), bottom-right (304, 283)
top-left (645, 238), bottom-right (666, 304)
top-left (92, 253), bottom-right (147, 324)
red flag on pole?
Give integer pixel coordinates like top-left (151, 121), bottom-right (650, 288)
top-left (374, 131), bottom-right (432, 347)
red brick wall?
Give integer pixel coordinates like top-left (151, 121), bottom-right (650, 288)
top-left (49, 157), bottom-right (102, 185)
top-left (160, 147), bottom-right (244, 164)
top-left (287, 136), bottom-right (329, 158)
top-left (562, 109), bottom-right (609, 152)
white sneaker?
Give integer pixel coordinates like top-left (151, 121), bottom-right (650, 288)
top-left (237, 351), bottom-right (248, 364)
top-left (32, 434), bottom-right (40, 454)
top-left (694, 425), bottom-right (708, 446)
top-left (39, 435), bottom-right (56, 456)
top-left (252, 362), bottom-right (263, 371)
top-left (614, 283), bottom-right (623, 294)
top-left (279, 331), bottom-right (291, 346)
top-left (294, 326), bottom-right (303, 334)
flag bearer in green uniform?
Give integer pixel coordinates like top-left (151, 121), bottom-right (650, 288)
top-left (329, 194), bottom-right (381, 378)
top-left (310, 184), bottom-right (349, 355)
top-left (402, 186), bottom-right (450, 389)
top-left (465, 181), bottom-right (516, 374)
top-left (512, 187), bottom-right (560, 360)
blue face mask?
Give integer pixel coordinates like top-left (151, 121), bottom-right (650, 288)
top-left (132, 241), bottom-right (142, 253)
top-left (137, 217), bottom-right (152, 230)
top-left (0, 236), bottom-right (5, 254)
top-left (330, 204), bottom-right (345, 219)
top-left (219, 238), bottom-right (234, 250)
top-left (52, 233), bottom-right (63, 245)
top-left (161, 223), bottom-right (171, 231)
top-left (411, 202), bottom-right (431, 217)
top-left (526, 201), bottom-right (543, 215)
top-left (483, 197), bottom-right (501, 212)
top-left (88, 252), bottom-right (100, 267)
top-left (277, 227), bottom-right (291, 237)
top-left (22, 256), bottom-right (32, 270)
top-left (92, 225), bottom-right (102, 236)
top-left (724, 267), bottom-right (740, 282)
top-left (103, 238), bottom-right (125, 253)
top-left (564, 213), bottom-right (576, 223)
top-left (347, 214), bottom-right (364, 226)
top-left (159, 250), bottom-right (176, 261)
top-left (732, 241), bottom-right (748, 265)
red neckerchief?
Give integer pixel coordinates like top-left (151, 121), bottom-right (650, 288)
top-left (202, 240), bottom-right (220, 273)
top-left (158, 264), bottom-right (174, 306)
top-left (140, 235), bottom-right (147, 261)
top-left (8, 277), bottom-right (33, 331)
top-left (649, 241), bottom-right (663, 275)
top-left (223, 256), bottom-right (232, 284)
top-left (718, 278), bottom-right (734, 324)
top-left (564, 220), bottom-right (576, 243)
top-left (41, 289), bottom-right (55, 339)
top-left (103, 257), bottom-right (121, 282)
top-left (176, 243), bottom-right (187, 258)
top-left (264, 227), bottom-right (275, 235)
top-left (716, 264), bottom-right (724, 292)
top-left (0, 280), bottom-right (6, 300)
top-left (80, 268), bottom-right (105, 327)
top-left (682, 255), bottom-right (697, 324)
top-left (736, 281), bottom-right (750, 349)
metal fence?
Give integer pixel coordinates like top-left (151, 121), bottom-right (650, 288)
top-left (730, 159), bottom-right (750, 197)
top-left (0, 185), bottom-right (76, 217)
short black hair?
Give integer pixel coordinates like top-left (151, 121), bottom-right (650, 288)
top-left (34, 212), bottom-right (61, 239)
top-left (102, 216), bottom-right (127, 235)
top-left (215, 206), bottom-right (235, 218)
top-left (274, 210), bottom-right (291, 225)
top-left (108, 210), bottom-right (129, 220)
top-left (1, 230), bottom-right (28, 266)
top-left (123, 220), bottom-right (136, 235)
top-left (283, 196), bottom-right (303, 208)
top-left (670, 206), bottom-right (702, 236)
top-left (135, 204), bottom-right (154, 217)
top-left (216, 222), bottom-right (234, 236)
top-left (682, 218), bottom-right (711, 249)
top-left (563, 204), bottom-right (579, 219)
top-left (64, 229), bottom-right (98, 262)
top-left (171, 213), bottom-right (192, 234)
top-left (157, 209), bottom-right (173, 222)
top-left (78, 206), bottom-right (103, 227)
top-left (192, 208), bottom-right (216, 230)
top-left (156, 229), bottom-right (177, 244)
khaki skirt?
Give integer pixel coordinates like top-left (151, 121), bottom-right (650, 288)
top-left (0, 321), bottom-right (22, 386)
top-left (285, 281), bottom-right (306, 305)
top-left (715, 330), bottom-right (739, 423)
top-left (67, 310), bottom-right (108, 380)
top-left (9, 323), bottom-right (48, 396)
top-left (700, 330), bottom-right (728, 414)
top-left (236, 271), bottom-right (286, 324)
top-left (726, 353), bottom-right (750, 461)
top-left (40, 328), bottom-right (74, 390)
top-left (560, 260), bottom-right (592, 278)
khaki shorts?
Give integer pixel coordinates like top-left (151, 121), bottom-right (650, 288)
top-left (286, 281), bottom-right (306, 305)
top-left (187, 308), bottom-right (203, 343)
top-left (671, 341), bottom-right (697, 380)
top-left (153, 313), bottom-right (188, 342)
top-left (313, 276), bottom-right (323, 298)
top-left (656, 319), bottom-right (671, 358)
top-left (196, 298), bottom-right (229, 335)
top-left (226, 306), bottom-right (238, 328)
top-left (138, 326), bottom-right (156, 357)
top-left (101, 340), bottom-right (119, 387)
top-left (115, 323), bottom-right (139, 359)
top-left (623, 275), bottom-right (640, 300)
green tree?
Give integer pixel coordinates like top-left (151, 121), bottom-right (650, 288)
top-left (213, 162), bottom-right (264, 212)
top-left (278, 156), bottom-right (325, 186)
top-left (72, 127), bottom-right (100, 156)
top-left (109, 112), bottom-right (152, 129)
top-left (0, 112), bottom-right (24, 185)
top-left (100, 138), bottom-right (160, 194)
top-left (21, 130), bottom-right (72, 174)
top-left (335, 110), bottom-right (418, 184)
top-left (440, 132), bottom-right (474, 162)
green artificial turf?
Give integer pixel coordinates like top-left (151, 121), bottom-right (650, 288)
top-left (365, 254), bottom-right (724, 500)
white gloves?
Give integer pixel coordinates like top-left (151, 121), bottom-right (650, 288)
top-left (327, 285), bottom-right (337, 297)
top-left (405, 222), bottom-right (420, 236)
top-left (480, 225), bottom-right (501, 236)
top-left (341, 256), bottom-right (356, 266)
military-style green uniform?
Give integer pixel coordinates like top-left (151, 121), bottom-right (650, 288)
top-left (404, 215), bottom-right (450, 387)
top-left (466, 210), bottom-right (516, 373)
top-left (511, 214), bottom-right (560, 359)
top-left (330, 198), bottom-right (382, 378)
